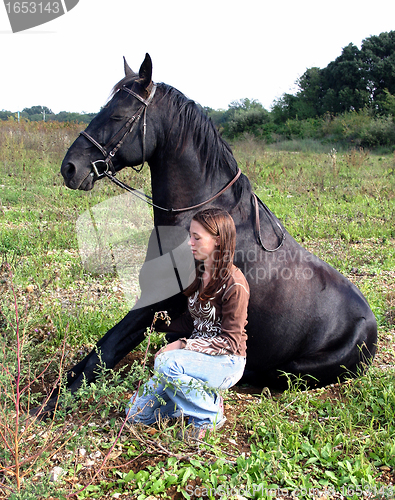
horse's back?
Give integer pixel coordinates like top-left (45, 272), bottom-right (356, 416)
top-left (236, 231), bottom-right (377, 386)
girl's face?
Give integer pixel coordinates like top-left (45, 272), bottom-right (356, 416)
top-left (188, 220), bottom-right (219, 263)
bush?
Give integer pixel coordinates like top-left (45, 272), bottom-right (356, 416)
top-left (359, 116), bottom-right (395, 147)
top-left (224, 107), bottom-right (271, 138)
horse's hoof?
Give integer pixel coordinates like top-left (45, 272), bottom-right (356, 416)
top-left (29, 402), bottom-right (57, 421)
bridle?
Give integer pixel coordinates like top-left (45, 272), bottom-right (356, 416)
top-left (79, 82), bottom-right (285, 251)
top-left (79, 82), bottom-right (243, 214)
top-left (80, 83), bottom-right (157, 179)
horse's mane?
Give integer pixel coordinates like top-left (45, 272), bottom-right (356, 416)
top-left (111, 76), bottom-right (239, 181)
top-left (162, 85), bottom-right (239, 178)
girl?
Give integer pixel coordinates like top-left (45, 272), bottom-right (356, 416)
top-left (125, 208), bottom-right (249, 440)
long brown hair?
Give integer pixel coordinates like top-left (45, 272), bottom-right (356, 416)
top-left (184, 208), bottom-right (236, 301)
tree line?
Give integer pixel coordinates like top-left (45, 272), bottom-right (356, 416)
top-left (2, 31), bottom-right (394, 148)
top-left (0, 105), bottom-right (95, 124)
top-left (204, 31), bottom-right (395, 148)
top-left (270, 30), bottom-right (395, 120)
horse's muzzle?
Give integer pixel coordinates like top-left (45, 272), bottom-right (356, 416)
top-left (61, 161), bottom-right (95, 191)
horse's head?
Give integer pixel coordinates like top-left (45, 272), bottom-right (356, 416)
top-left (61, 54), bottom-right (157, 190)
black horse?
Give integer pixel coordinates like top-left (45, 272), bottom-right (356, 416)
top-left (60, 54), bottom-right (377, 393)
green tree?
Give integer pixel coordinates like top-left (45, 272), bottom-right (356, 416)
top-left (321, 43), bottom-right (370, 113)
top-left (377, 89), bottom-right (395, 116)
top-left (272, 31), bottom-right (395, 120)
top-left (204, 106), bottom-right (227, 128)
top-left (0, 110), bottom-right (12, 121)
top-left (221, 98), bottom-right (270, 138)
top-left (22, 105), bottom-right (53, 117)
top-left (271, 93), bottom-right (300, 123)
top-left (295, 67), bottom-right (325, 117)
top-left (360, 31), bottom-right (395, 104)
top-left (49, 111), bottom-right (96, 123)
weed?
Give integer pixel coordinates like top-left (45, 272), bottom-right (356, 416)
top-left (0, 123), bottom-right (394, 498)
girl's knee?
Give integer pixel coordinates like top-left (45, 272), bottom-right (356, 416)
top-left (154, 351), bottom-right (182, 378)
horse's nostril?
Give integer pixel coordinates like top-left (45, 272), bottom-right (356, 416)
top-left (62, 162), bottom-right (76, 181)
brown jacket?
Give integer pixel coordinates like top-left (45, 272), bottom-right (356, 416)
top-left (162, 266), bottom-right (249, 357)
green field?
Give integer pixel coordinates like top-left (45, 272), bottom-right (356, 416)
top-left (0, 121), bottom-right (394, 499)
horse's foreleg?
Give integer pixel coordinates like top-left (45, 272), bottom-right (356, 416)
top-left (32, 294), bottom-right (186, 419)
top-left (64, 309), bottom-right (148, 388)
top-left (67, 292), bottom-right (187, 388)
top-left (33, 310), bottom-right (150, 416)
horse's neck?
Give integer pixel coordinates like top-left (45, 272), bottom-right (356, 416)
top-left (150, 149), bottom-right (232, 214)
top-left (149, 98), bottom-right (243, 221)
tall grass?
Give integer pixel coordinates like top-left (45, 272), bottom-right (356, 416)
top-left (234, 138), bottom-right (395, 244)
top-left (0, 121), bottom-right (394, 498)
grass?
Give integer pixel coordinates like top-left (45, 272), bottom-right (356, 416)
top-left (0, 122), bottom-right (394, 499)
top-left (241, 371), bottom-right (395, 495)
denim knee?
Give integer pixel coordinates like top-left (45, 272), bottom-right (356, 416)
top-left (154, 352), bottom-right (182, 380)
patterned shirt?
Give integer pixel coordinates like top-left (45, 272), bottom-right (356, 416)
top-left (163, 266), bottom-right (249, 357)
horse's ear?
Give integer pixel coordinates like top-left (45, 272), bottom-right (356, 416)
top-left (139, 53), bottom-right (153, 89)
top-left (123, 57), bottom-right (137, 77)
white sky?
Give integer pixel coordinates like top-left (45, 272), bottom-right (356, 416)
top-left (1, 0), bottom-right (395, 114)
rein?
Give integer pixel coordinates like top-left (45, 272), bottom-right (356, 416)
top-left (252, 193), bottom-right (285, 252)
top-left (102, 167), bottom-right (242, 213)
top-left (104, 167), bottom-right (284, 251)
top-left (80, 83), bottom-right (285, 251)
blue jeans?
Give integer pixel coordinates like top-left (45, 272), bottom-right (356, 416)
top-left (125, 349), bottom-right (246, 428)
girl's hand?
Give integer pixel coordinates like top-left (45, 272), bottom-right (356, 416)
top-left (155, 340), bottom-right (183, 359)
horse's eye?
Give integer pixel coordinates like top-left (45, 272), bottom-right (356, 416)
top-left (110, 115), bottom-right (124, 121)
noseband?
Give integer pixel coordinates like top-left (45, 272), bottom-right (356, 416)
top-left (80, 83), bottom-right (157, 179)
